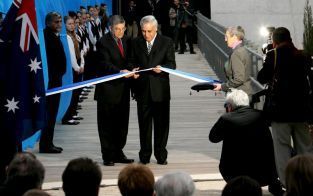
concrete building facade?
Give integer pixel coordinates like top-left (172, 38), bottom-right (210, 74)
top-left (211, 0), bottom-right (313, 49)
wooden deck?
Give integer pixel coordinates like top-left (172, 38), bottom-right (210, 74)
top-left (35, 47), bottom-right (226, 184)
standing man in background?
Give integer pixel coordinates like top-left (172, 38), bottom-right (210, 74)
top-left (130, 15), bottom-right (176, 165)
top-left (40, 12), bottom-right (66, 153)
top-left (95, 15), bottom-right (134, 166)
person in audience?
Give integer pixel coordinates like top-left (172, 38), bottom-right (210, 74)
top-left (222, 176), bottom-right (262, 196)
top-left (118, 163), bottom-right (155, 196)
top-left (62, 157), bottom-right (102, 196)
top-left (23, 189), bottom-right (50, 196)
top-left (95, 15), bottom-right (135, 166)
top-left (213, 26), bottom-right (253, 97)
top-left (61, 16), bottom-right (84, 125)
top-left (125, 0), bottom-right (138, 38)
top-left (0, 152), bottom-right (45, 196)
top-left (40, 12), bottom-right (66, 153)
top-left (257, 27), bottom-right (312, 186)
top-left (209, 89), bottom-right (284, 196)
top-left (285, 154), bottom-right (313, 196)
top-left (155, 171), bottom-right (195, 196)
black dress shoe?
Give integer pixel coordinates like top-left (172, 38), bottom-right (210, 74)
top-left (157, 160), bottom-right (168, 165)
top-left (115, 157), bottom-right (134, 163)
top-left (72, 116), bottom-right (84, 120)
top-left (139, 160), bottom-right (150, 165)
top-left (62, 120), bottom-right (80, 125)
top-left (103, 161), bottom-right (115, 166)
top-left (52, 145), bottom-right (63, 151)
top-left (190, 51), bottom-right (196, 54)
top-left (39, 146), bottom-right (62, 153)
top-left (178, 51), bottom-right (184, 54)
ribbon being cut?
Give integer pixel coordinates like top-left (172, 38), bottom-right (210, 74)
top-left (46, 67), bottom-right (221, 96)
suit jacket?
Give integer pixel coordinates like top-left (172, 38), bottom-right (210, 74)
top-left (209, 106), bottom-right (277, 186)
top-left (130, 34), bottom-right (176, 102)
top-left (257, 43), bottom-right (312, 122)
top-left (44, 27), bottom-right (66, 89)
top-left (221, 44), bottom-right (253, 95)
top-left (94, 33), bottom-right (131, 104)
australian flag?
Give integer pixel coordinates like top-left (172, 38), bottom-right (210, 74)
top-left (0, 0), bottom-right (46, 150)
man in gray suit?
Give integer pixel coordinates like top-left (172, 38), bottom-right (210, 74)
top-left (213, 26), bottom-right (253, 97)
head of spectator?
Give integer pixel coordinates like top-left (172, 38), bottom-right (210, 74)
top-left (118, 163), bottom-right (155, 196)
top-left (76, 11), bottom-right (82, 20)
top-left (79, 12), bottom-right (87, 26)
top-left (140, 15), bottom-right (158, 43)
top-left (88, 6), bottom-right (95, 18)
top-left (285, 154), bottom-right (313, 196)
top-left (224, 89), bottom-right (249, 113)
top-left (23, 189), bottom-right (50, 196)
top-left (64, 16), bottom-right (75, 34)
top-left (155, 172), bottom-right (195, 196)
top-left (68, 11), bottom-right (77, 20)
top-left (109, 15), bottom-right (126, 39)
top-left (45, 12), bottom-right (62, 33)
top-left (222, 176), bottom-right (262, 196)
top-left (80, 6), bottom-right (86, 13)
top-left (62, 157), bottom-right (102, 196)
top-left (173, 0), bottom-right (179, 7)
top-left (86, 13), bottom-right (91, 22)
top-left (225, 26), bottom-right (245, 48)
top-left (272, 27), bottom-right (292, 48)
top-left (3, 152), bottom-right (45, 196)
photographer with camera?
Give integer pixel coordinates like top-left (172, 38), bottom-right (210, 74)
top-left (177, 0), bottom-right (195, 54)
top-left (209, 89), bottom-right (284, 196)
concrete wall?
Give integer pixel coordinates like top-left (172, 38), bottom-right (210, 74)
top-left (211, 0), bottom-right (313, 49)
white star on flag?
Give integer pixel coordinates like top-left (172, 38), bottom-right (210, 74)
top-left (4, 97), bottom-right (19, 113)
top-left (28, 57), bottom-right (42, 73)
top-left (33, 95), bottom-right (40, 103)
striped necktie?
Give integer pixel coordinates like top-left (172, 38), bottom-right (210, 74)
top-left (147, 42), bottom-right (152, 54)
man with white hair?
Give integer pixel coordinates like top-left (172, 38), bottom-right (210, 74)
top-left (155, 172), bottom-right (195, 196)
top-left (130, 15), bottom-right (176, 165)
top-left (209, 89), bottom-right (284, 196)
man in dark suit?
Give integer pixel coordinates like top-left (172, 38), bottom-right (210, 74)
top-left (95, 15), bottom-right (135, 166)
top-left (209, 89), bottom-right (284, 196)
top-left (40, 12), bottom-right (66, 153)
top-left (130, 15), bottom-right (176, 165)
top-left (257, 27), bottom-right (312, 187)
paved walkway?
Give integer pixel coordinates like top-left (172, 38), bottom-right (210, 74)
top-left (32, 47), bottom-right (273, 195)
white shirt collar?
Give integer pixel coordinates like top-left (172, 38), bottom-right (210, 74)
top-left (146, 33), bottom-right (157, 47)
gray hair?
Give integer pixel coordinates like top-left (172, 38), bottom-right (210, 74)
top-left (155, 172), bottom-right (195, 196)
top-left (226, 26), bottom-right (245, 40)
top-left (109, 15), bottom-right (125, 27)
top-left (45, 12), bottom-right (61, 26)
top-left (225, 89), bottom-right (249, 108)
top-left (140, 15), bottom-right (158, 29)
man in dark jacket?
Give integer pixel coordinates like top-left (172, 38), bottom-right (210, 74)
top-left (95, 15), bottom-right (134, 166)
top-left (130, 15), bottom-right (176, 165)
top-left (209, 89), bottom-right (284, 196)
top-left (40, 12), bottom-right (66, 153)
top-left (257, 27), bottom-right (312, 186)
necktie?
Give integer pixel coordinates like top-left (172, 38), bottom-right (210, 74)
top-left (147, 42), bottom-right (152, 54)
top-left (117, 39), bottom-right (124, 58)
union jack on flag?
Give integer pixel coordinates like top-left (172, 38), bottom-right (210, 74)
top-left (0, 0), bottom-right (46, 147)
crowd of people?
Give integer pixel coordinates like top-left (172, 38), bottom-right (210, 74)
top-left (1, 152), bottom-right (313, 195)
